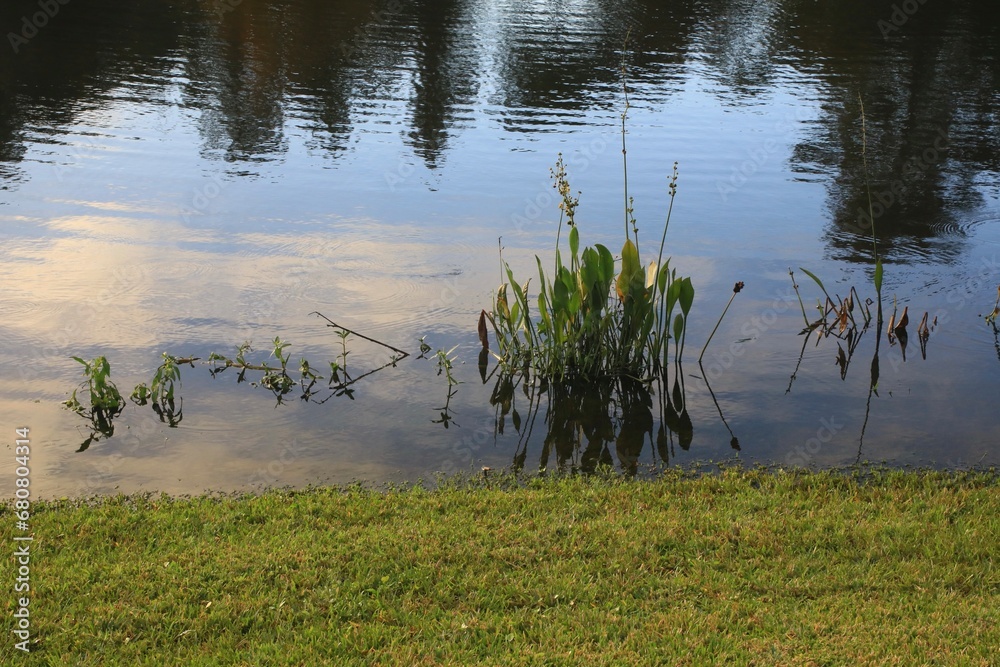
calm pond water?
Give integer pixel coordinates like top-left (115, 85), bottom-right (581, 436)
top-left (2, 0), bottom-right (999, 496)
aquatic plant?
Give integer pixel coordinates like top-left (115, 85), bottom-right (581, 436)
top-left (434, 345), bottom-right (461, 387)
top-left (64, 355), bottom-right (126, 415)
top-left (208, 337), bottom-right (298, 400)
top-left (62, 316), bottom-right (412, 448)
top-left (486, 157), bottom-right (691, 383)
top-left (131, 353), bottom-right (196, 426)
top-left (131, 353), bottom-right (191, 406)
top-left (63, 355), bottom-right (127, 451)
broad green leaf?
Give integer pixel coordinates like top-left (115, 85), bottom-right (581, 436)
top-left (874, 259), bottom-right (883, 294)
top-left (538, 293), bottom-right (551, 333)
top-left (657, 263), bottom-right (670, 294)
top-left (617, 238), bottom-right (643, 303)
top-left (558, 266), bottom-right (575, 295)
top-left (673, 313), bottom-right (684, 342)
top-left (569, 225), bottom-right (580, 258)
top-left (536, 257), bottom-right (549, 297)
top-left (553, 274), bottom-right (569, 314)
top-left (596, 244), bottom-right (615, 283)
top-left (496, 284), bottom-right (510, 320)
top-left (666, 280), bottom-right (680, 317)
top-left (678, 277), bottom-right (695, 315)
top-left (568, 291), bottom-right (582, 316)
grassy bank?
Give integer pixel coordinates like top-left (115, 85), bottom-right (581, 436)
top-left (3, 469), bottom-right (998, 665)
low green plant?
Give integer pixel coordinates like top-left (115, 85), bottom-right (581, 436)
top-left (435, 345), bottom-right (460, 387)
top-left (64, 316), bottom-right (408, 437)
top-left (63, 355), bottom-right (127, 451)
top-left (130, 353), bottom-right (194, 427)
top-left (64, 355), bottom-right (125, 414)
top-left (487, 155), bottom-right (692, 382)
top-left (131, 353), bottom-right (185, 406)
top-left (486, 42), bottom-right (694, 383)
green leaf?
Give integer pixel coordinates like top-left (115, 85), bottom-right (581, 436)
top-left (553, 274), bottom-right (569, 314)
top-left (666, 280), bottom-right (680, 318)
top-left (673, 313), bottom-right (684, 342)
top-left (538, 293), bottom-right (552, 334)
top-left (617, 239), bottom-right (642, 302)
top-left (567, 291), bottom-right (582, 316)
top-left (507, 267), bottom-right (527, 308)
top-left (678, 277), bottom-right (695, 316)
top-left (656, 264), bottom-right (668, 294)
top-left (799, 267), bottom-right (832, 302)
top-left (596, 244), bottom-right (615, 283)
top-left (874, 259), bottom-right (883, 294)
top-left (569, 225), bottom-right (580, 258)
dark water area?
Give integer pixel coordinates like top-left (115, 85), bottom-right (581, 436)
top-left (1, 0), bottom-right (999, 496)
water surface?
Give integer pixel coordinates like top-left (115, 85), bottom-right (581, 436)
top-left (2, 0), bottom-right (999, 496)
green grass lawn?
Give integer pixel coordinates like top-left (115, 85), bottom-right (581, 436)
top-left (3, 468), bottom-right (998, 665)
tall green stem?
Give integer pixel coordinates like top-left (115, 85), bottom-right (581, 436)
top-left (620, 31), bottom-right (632, 242)
top-left (858, 94), bottom-right (883, 327)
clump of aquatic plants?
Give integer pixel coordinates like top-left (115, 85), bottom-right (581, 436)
top-left (63, 355), bottom-right (127, 451)
top-left (131, 353), bottom-right (196, 426)
top-left (431, 345), bottom-right (461, 428)
top-left (63, 313), bottom-right (413, 449)
top-left (208, 337), bottom-right (300, 401)
top-left (485, 155), bottom-right (693, 382)
top-left (131, 353), bottom-right (185, 406)
top-left (64, 355), bottom-right (126, 415)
